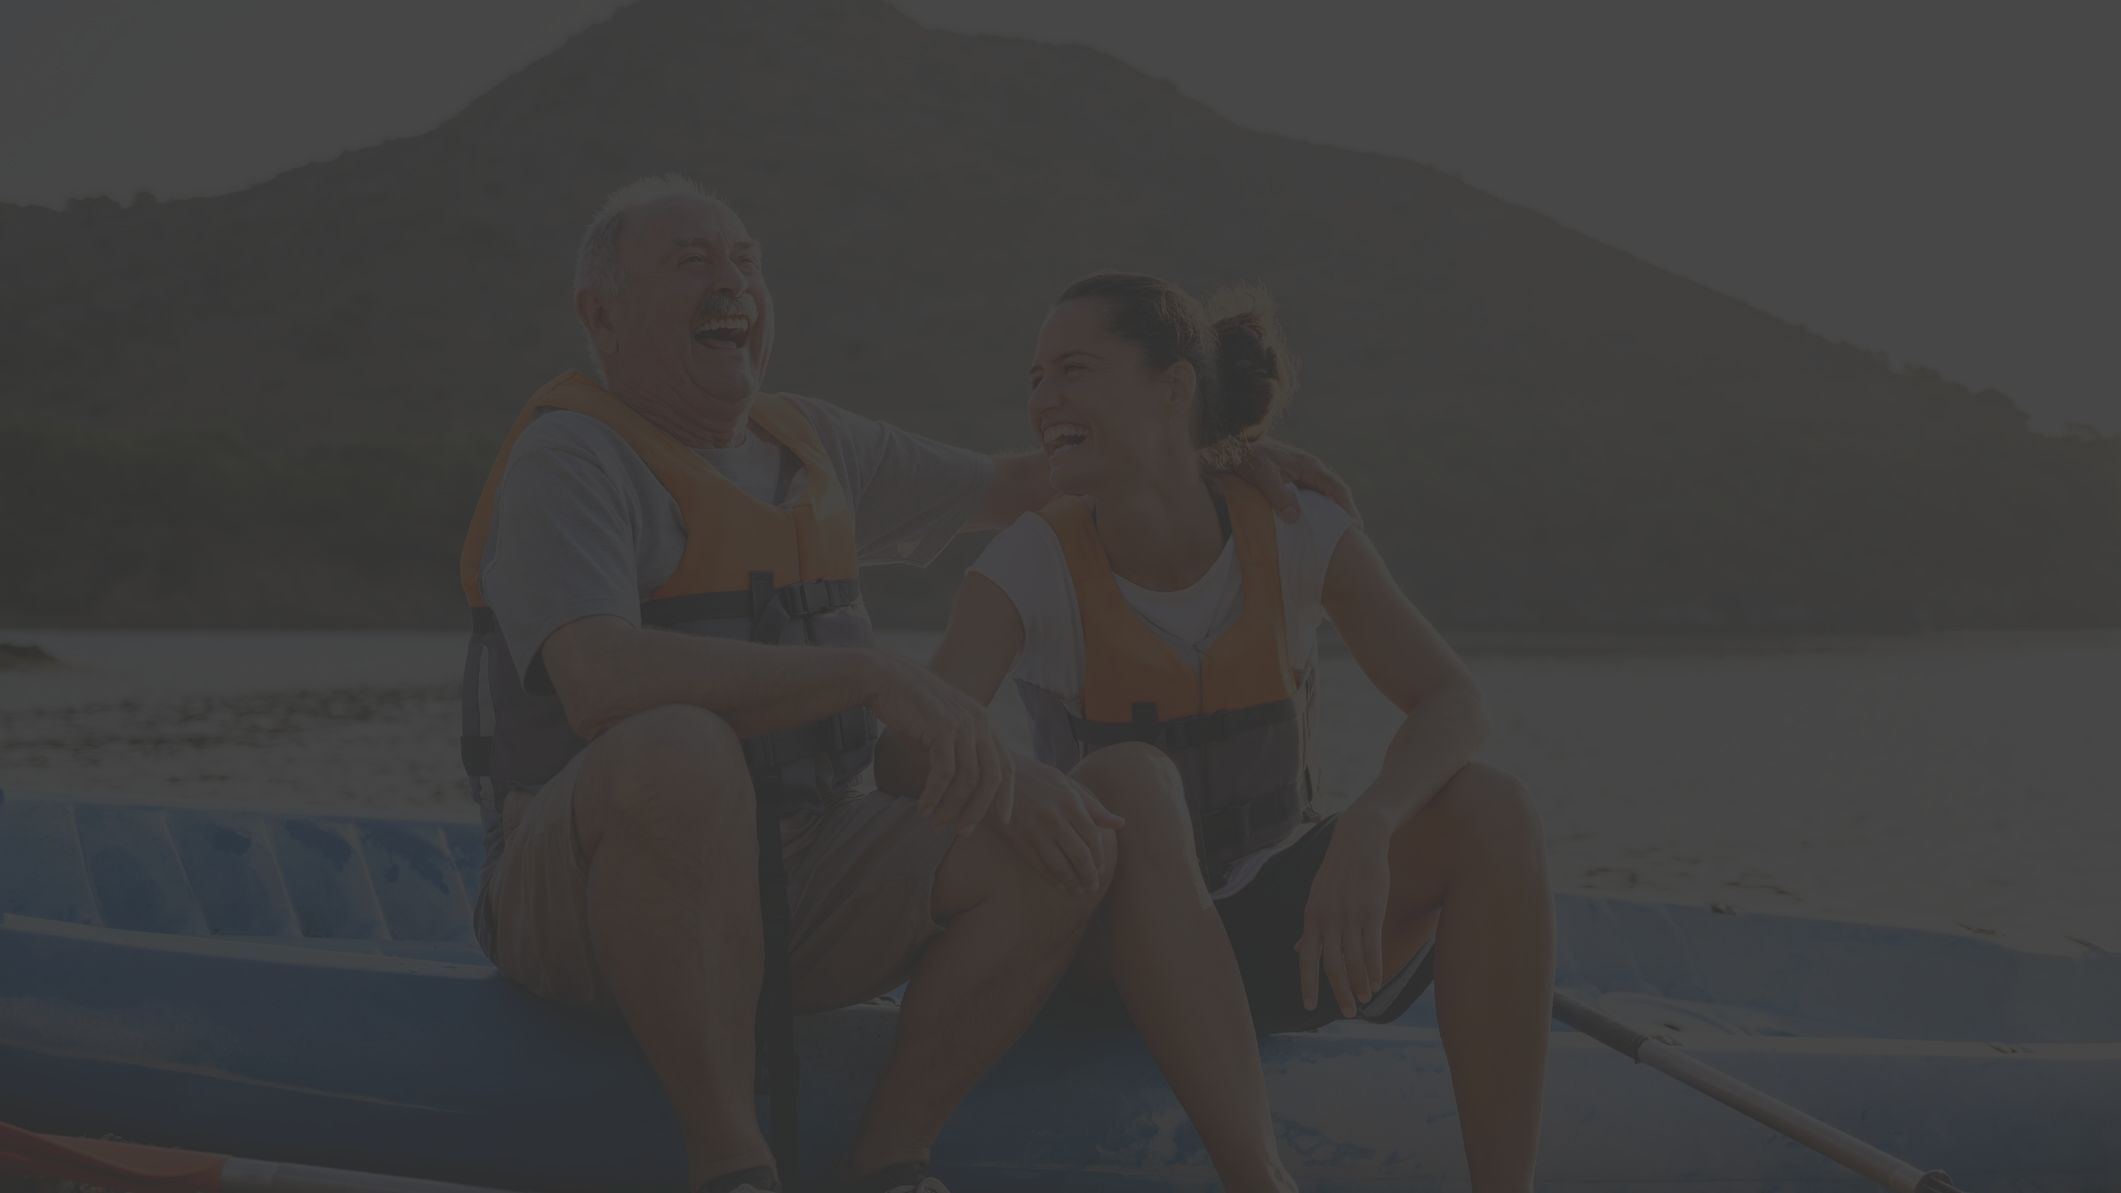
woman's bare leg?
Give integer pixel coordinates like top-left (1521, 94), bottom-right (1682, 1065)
top-left (844, 822), bottom-right (1113, 1176)
top-left (1377, 761), bottom-right (1554, 1193)
top-left (1072, 743), bottom-right (1297, 1193)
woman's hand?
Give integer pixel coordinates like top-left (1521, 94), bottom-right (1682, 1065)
top-left (1229, 437), bottom-right (1361, 526)
top-left (1296, 817), bottom-right (1395, 1018)
top-left (998, 762), bottom-right (1125, 894)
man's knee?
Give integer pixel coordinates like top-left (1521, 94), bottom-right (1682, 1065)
top-left (576, 705), bottom-right (755, 857)
top-left (1072, 743), bottom-right (1190, 851)
top-left (597, 703), bottom-right (746, 771)
top-left (1427, 762), bottom-right (1544, 864)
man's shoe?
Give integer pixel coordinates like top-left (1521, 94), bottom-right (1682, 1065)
top-left (848, 1161), bottom-right (949, 1193)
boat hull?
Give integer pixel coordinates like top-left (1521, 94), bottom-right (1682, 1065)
top-left (3, 794), bottom-right (2116, 1190)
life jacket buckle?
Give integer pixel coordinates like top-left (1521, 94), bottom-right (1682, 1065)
top-left (778, 579), bottom-right (838, 618)
top-left (747, 571), bottom-right (788, 643)
top-left (1127, 701), bottom-right (1162, 745)
top-left (777, 580), bottom-right (817, 618)
top-left (768, 578), bottom-right (859, 621)
top-left (821, 708), bottom-right (874, 752)
top-left (1201, 708), bottom-right (1233, 743)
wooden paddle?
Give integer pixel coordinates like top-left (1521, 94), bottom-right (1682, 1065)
top-left (1554, 990), bottom-right (1969, 1193)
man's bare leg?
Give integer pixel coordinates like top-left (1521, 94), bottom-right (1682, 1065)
top-left (1380, 762), bottom-right (1553, 1193)
top-left (570, 705), bottom-right (776, 1187)
top-left (842, 823), bottom-right (1114, 1175)
top-left (1071, 743), bottom-right (1297, 1193)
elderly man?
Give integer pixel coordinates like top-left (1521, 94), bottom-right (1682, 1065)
top-left (457, 175), bottom-right (1345, 1193)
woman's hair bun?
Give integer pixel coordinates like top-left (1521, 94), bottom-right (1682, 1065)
top-left (1204, 286), bottom-right (1295, 458)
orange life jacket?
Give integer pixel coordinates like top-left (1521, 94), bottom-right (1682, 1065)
top-left (1019, 476), bottom-right (1318, 886)
top-left (458, 372), bottom-right (876, 821)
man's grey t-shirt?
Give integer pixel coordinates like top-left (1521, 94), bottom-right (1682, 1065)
top-left (478, 395), bottom-right (995, 681)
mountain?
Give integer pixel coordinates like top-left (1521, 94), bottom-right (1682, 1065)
top-left (3, 0), bottom-right (2116, 632)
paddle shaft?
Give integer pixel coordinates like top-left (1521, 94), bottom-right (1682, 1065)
top-left (0, 1122), bottom-right (525, 1193)
top-left (1553, 991), bottom-right (1966, 1193)
top-left (221, 1159), bottom-right (524, 1193)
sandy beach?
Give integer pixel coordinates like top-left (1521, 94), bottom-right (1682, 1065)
top-left (3, 627), bottom-right (2116, 957)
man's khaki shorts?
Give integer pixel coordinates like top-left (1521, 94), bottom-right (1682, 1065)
top-left (477, 750), bottom-right (958, 1014)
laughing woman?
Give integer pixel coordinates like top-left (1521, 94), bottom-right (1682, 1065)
top-left (887, 273), bottom-right (1555, 1192)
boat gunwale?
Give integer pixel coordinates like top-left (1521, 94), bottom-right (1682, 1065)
top-left (7, 790), bottom-right (2106, 961)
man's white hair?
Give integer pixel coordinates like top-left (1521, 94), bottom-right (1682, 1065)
top-left (573, 174), bottom-right (731, 374)
top-left (573, 173), bottom-right (727, 298)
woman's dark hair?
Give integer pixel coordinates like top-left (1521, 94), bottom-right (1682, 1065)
top-left (1055, 272), bottom-right (1296, 467)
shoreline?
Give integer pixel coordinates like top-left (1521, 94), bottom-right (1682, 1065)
top-left (3, 627), bottom-right (2116, 958)
top-left (11, 623), bottom-right (2120, 655)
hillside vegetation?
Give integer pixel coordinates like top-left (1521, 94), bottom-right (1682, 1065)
top-left (3, 0), bottom-right (2114, 631)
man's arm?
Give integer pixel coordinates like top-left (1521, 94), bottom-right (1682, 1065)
top-left (539, 614), bottom-right (879, 742)
top-left (874, 571), bottom-right (1118, 886)
top-left (966, 451), bottom-right (1053, 533)
top-left (543, 614), bottom-right (1014, 817)
top-left (483, 413), bottom-right (1010, 810)
top-left (872, 572), bottom-right (1025, 795)
top-left (1243, 438), bottom-right (1363, 526)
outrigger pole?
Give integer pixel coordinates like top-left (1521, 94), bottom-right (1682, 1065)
top-left (1553, 990), bottom-right (1968, 1193)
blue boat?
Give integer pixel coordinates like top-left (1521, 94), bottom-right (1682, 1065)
top-left (2, 791), bottom-right (2116, 1191)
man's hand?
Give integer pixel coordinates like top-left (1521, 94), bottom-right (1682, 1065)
top-left (863, 653), bottom-right (1015, 836)
top-left (996, 762), bottom-right (1125, 893)
top-left (1296, 817), bottom-right (1394, 1018)
top-left (1229, 437), bottom-right (1361, 526)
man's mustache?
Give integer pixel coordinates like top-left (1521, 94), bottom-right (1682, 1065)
top-left (695, 294), bottom-right (759, 322)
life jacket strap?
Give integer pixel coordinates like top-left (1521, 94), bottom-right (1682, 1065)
top-left (462, 612), bottom-right (497, 781)
top-left (774, 577), bottom-right (862, 618)
top-left (477, 581), bottom-right (862, 638)
top-left (742, 707), bottom-right (878, 774)
top-left (460, 735), bottom-right (494, 778)
top-left (733, 573), bottom-right (865, 644)
top-left (640, 578), bottom-right (863, 633)
top-left (751, 768), bottom-right (802, 1183)
top-left (1068, 699), bottom-right (1295, 751)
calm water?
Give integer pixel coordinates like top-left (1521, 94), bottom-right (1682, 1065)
top-left (3, 627), bottom-right (2117, 953)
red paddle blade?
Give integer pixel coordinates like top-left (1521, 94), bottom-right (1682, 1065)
top-left (0, 1122), bottom-right (225, 1193)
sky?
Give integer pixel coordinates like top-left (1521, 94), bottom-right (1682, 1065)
top-left (1, 0), bottom-right (2112, 432)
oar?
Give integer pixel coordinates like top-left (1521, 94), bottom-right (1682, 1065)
top-left (1553, 990), bottom-right (1968, 1193)
top-left (0, 1121), bottom-right (524, 1193)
